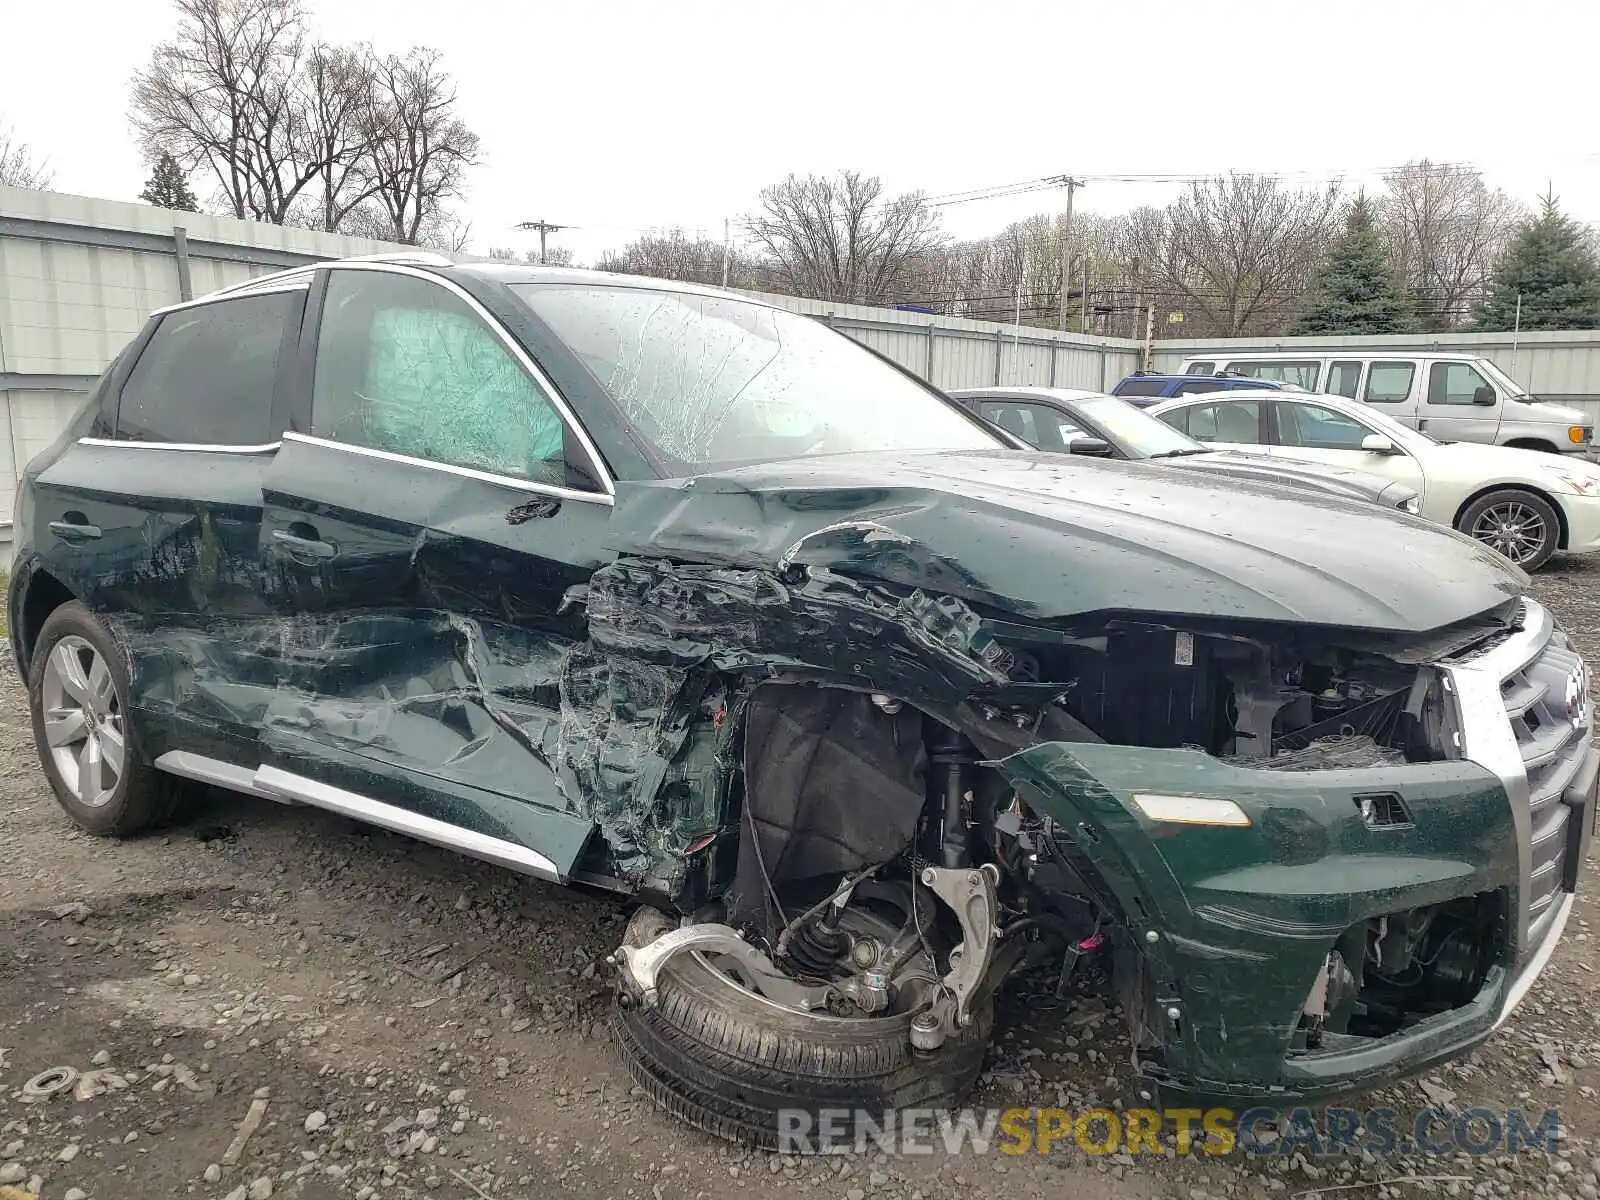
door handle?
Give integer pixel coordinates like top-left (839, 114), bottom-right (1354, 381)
top-left (48, 520), bottom-right (102, 542)
top-left (272, 528), bottom-right (337, 560)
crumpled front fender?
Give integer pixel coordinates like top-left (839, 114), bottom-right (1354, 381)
top-left (994, 740), bottom-right (1518, 1096)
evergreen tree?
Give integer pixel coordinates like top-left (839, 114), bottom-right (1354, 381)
top-left (138, 152), bottom-right (199, 212)
top-left (1474, 190), bottom-right (1600, 330)
top-left (1294, 194), bottom-right (1413, 334)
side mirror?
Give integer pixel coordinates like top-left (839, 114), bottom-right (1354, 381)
top-left (1472, 385), bottom-right (1497, 407)
top-left (1067, 436), bottom-right (1113, 457)
top-left (1361, 433), bottom-right (1399, 455)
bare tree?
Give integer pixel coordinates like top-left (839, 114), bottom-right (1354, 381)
top-left (1127, 175), bottom-right (1341, 336)
top-left (0, 121), bottom-right (53, 188)
top-left (360, 48), bottom-right (479, 245)
top-left (131, 0), bottom-right (321, 223)
top-left (529, 246), bottom-right (575, 267)
top-left (599, 228), bottom-right (739, 285)
top-left (745, 171), bottom-right (945, 305)
top-left (300, 42), bottom-right (377, 231)
top-left (1378, 160), bottom-right (1525, 329)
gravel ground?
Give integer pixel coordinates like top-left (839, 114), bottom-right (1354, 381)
top-left (3, 559), bottom-right (1600, 1200)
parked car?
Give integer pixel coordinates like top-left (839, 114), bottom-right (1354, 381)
top-left (1175, 351), bottom-right (1594, 456)
top-left (1150, 388), bottom-right (1600, 570)
top-left (1112, 372), bottom-right (1301, 405)
top-left (949, 386), bottom-right (1421, 513)
top-left (8, 257), bottom-right (1593, 1147)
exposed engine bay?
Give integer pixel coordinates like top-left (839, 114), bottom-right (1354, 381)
top-left (612, 613), bottom-right (1500, 1066)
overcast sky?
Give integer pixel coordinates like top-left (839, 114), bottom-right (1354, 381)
top-left (4, 0), bottom-right (1597, 263)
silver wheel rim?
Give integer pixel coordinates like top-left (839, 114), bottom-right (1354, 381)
top-left (1470, 500), bottom-right (1548, 565)
top-left (40, 636), bottom-right (125, 807)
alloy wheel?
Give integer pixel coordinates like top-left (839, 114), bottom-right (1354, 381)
top-left (40, 636), bottom-right (126, 807)
top-left (1469, 500), bottom-right (1548, 566)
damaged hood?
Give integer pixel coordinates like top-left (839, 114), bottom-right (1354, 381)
top-left (605, 449), bottom-right (1526, 632)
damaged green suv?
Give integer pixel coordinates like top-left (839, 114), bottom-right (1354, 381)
top-left (8, 257), bottom-right (1595, 1144)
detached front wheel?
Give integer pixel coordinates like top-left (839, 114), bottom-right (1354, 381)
top-left (1458, 489), bottom-right (1561, 571)
top-left (611, 907), bottom-right (994, 1149)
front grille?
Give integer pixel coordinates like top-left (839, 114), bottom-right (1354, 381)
top-left (1497, 626), bottom-right (1590, 939)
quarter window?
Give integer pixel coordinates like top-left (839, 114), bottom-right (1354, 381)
top-left (311, 271), bottom-right (584, 489)
top-left (1185, 361), bottom-right (1216, 375)
top-left (1277, 402), bottom-right (1372, 450)
top-left (1427, 362), bottom-right (1494, 406)
top-left (1327, 361), bottom-right (1363, 399)
top-left (1363, 362), bottom-right (1416, 404)
top-left (1115, 378), bottom-right (1170, 397)
top-left (116, 292), bottom-right (294, 445)
top-left (1181, 399), bottom-right (1261, 444)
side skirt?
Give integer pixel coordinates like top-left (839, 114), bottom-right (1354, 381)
top-left (154, 752), bottom-right (564, 883)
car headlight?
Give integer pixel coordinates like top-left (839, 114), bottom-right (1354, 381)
top-left (1549, 469), bottom-right (1600, 496)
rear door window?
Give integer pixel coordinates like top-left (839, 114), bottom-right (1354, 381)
top-left (116, 291), bottom-right (296, 445)
top-left (1327, 361), bottom-right (1363, 398)
top-left (1224, 360), bottom-right (1322, 389)
top-left (1180, 399), bottom-right (1262, 444)
top-left (1363, 362), bottom-right (1416, 404)
top-left (1185, 361), bottom-right (1216, 375)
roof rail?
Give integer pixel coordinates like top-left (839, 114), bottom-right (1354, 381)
top-left (340, 251), bottom-right (455, 266)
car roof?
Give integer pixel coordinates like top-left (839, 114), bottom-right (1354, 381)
top-left (1148, 388), bottom-right (1311, 410)
top-left (949, 386), bottom-right (1112, 405)
top-left (197, 254), bottom-right (786, 312)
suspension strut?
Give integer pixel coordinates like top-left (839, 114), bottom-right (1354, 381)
top-left (928, 727), bottom-right (976, 869)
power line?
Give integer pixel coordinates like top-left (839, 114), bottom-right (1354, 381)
top-left (515, 219), bottom-right (569, 263)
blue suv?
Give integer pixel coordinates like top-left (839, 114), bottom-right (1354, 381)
top-left (1112, 373), bottom-right (1297, 407)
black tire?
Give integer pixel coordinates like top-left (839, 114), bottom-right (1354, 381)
top-left (27, 601), bottom-right (197, 836)
top-left (1456, 488), bottom-right (1562, 572)
top-left (612, 909), bottom-right (994, 1149)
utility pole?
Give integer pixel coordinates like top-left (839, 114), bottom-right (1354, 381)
top-left (516, 219), bottom-right (568, 264)
top-left (1141, 303), bottom-right (1156, 372)
top-left (1080, 260), bottom-right (1090, 334)
top-left (722, 217), bottom-right (731, 288)
top-left (1055, 176), bottom-right (1084, 331)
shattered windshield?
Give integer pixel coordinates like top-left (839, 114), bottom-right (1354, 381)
top-left (512, 284), bottom-right (1000, 473)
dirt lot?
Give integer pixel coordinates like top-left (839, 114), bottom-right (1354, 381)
top-left (4, 561), bottom-right (1600, 1200)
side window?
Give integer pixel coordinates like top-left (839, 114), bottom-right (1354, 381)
top-left (980, 403), bottom-right (1041, 447)
top-left (1226, 360), bottom-right (1321, 389)
top-left (1427, 362), bottom-right (1494, 406)
top-left (1185, 361), bottom-right (1216, 375)
top-left (1277, 402), bottom-right (1372, 450)
top-left (1156, 408), bottom-right (1189, 435)
top-left (1327, 361), bottom-right (1363, 399)
top-left (1173, 379), bottom-right (1227, 396)
top-left (1363, 362), bottom-right (1416, 404)
top-left (311, 270), bottom-right (581, 489)
top-left (1183, 399), bottom-right (1261, 444)
top-left (116, 292), bottom-right (294, 444)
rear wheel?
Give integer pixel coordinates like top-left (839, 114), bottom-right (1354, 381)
top-left (1457, 489), bottom-right (1560, 571)
top-left (612, 905), bottom-right (994, 1149)
top-left (27, 601), bottom-right (197, 835)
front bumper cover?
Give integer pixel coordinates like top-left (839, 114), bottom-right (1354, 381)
top-left (995, 600), bottom-right (1593, 1106)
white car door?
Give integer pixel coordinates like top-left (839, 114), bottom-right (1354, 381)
top-left (1266, 397), bottom-right (1429, 501)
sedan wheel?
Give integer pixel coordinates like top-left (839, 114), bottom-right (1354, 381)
top-left (1458, 489), bottom-right (1561, 571)
top-left (41, 635), bottom-right (127, 807)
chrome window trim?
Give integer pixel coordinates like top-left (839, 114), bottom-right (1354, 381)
top-left (79, 437), bottom-right (282, 454)
top-left (150, 279), bottom-right (312, 317)
top-left (319, 261), bottom-right (616, 498)
top-left (282, 432), bottom-right (615, 507)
